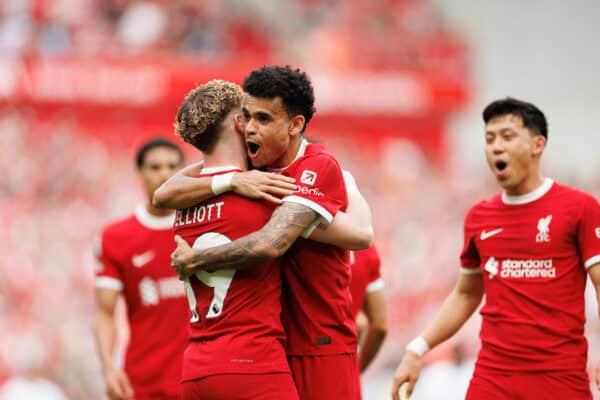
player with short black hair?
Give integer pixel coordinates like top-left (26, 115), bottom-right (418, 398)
top-left (392, 98), bottom-right (600, 400)
top-left (94, 138), bottom-right (187, 400)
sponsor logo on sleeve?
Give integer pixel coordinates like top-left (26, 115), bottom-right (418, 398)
top-left (300, 170), bottom-right (317, 185)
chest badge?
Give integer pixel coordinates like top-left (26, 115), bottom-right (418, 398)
top-left (536, 215), bottom-right (552, 243)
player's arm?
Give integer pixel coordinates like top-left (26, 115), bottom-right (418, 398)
top-left (94, 288), bottom-right (134, 400)
top-left (391, 271), bottom-right (484, 400)
top-left (358, 287), bottom-right (387, 372)
top-left (309, 183), bottom-right (374, 250)
top-left (172, 202), bottom-right (317, 276)
top-left (153, 162), bottom-right (297, 209)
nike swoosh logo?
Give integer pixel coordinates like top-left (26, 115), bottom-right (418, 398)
top-left (132, 251), bottom-right (155, 268)
top-left (480, 228), bottom-right (503, 240)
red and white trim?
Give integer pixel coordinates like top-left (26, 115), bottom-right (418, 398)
top-left (585, 255), bottom-right (600, 270)
top-left (460, 267), bottom-right (482, 275)
top-left (268, 139), bottom-right (310, 173)
top-left (366, 277), bottom-right (385, 293)
top-left (95, 276), bottom-right (124, 291)
top-left (135, 204), bottom-right (174, 230)
top-left (282, 195), bottom-right (333, 223)
top-left (502, 178), bottom-right (554, 205)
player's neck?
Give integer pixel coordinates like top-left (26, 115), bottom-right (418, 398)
top-left (271, 136), bottom-right (305, 169)
top-left (505, 171), bottom-right (545, 196)
top-left (144, 202), bottom-right (173, 217)
top-left (204, 133), bottom-right (247, 171)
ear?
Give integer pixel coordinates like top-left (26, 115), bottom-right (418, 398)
top-left (288, 115), bottom-right (306, 137)
top-left (532, 134), bottom-right (546, 156)
top-left (233, 113), bottom-right (245, 135)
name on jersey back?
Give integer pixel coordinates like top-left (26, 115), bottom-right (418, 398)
top-left (174, 201), bottom-right (224, 228)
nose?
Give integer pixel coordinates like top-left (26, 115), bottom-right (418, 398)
top-left (245, 118), bottom-right (258, 136)
top-left (490, 137), bottom-right (504, 154)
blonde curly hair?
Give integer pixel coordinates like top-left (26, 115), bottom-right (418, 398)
top-left (175, 80), bottom-right (243, 153)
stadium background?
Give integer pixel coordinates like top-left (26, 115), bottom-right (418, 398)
top-left (0, 0), bottom-right (599, 398)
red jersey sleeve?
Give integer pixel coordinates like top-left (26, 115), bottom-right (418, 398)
top-left (578, 194), bottom-right (600, 269)
top-left (365, 246), bottom-right (384, 293)
top-left (94, 232), bottom-right (124, 291)
top-left (282, 154), bottom-right (347, 224)
top-left (460, 207), bottom-right (481, 273)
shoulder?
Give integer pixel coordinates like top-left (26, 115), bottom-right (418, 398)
top-left (100, 214), bottom-right (138, 243)
top-left (296, 143), bottom-right (342, 170)
top-left (465, 193), bottom-right (502, 222)
top-left (551, 181), bottom-right (598, 204)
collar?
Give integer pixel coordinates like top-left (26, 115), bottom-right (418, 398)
top-left (268, 139), bottom-right (309, 172)
top-left (201, 165), bottom-right (243, 174)
top-left (134, 204), bottom-right (174, 230)
top-left (502, 178), bottom-right (554, 205)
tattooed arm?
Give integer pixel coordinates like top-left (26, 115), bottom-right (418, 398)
top-left (172, 202), bottom-right (317, 277)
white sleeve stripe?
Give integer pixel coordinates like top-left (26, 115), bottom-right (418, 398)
top-left (95, 277), bottom-right (123, 291)
top-left (585, 255), bottom-right (600, 269)
top-left (282, 195), bottom-right (334, 223)
top-left (460, 267), bottom-right (482, 275)
top-left (366, 278), bottom-right (384, 293)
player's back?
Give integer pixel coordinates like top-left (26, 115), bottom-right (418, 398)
top-left (173, 167), bottom-right (289, 381)
top-left (461, 179), bottom-right (600, 372)
top-left (95, 206), bottom-right (188, 398)
top-left (349, 246), bottom-right (383, 317)
top-left (280, 142), bottom-right (357, 356)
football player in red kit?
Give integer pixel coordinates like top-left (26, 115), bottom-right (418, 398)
top-left (392, 98), bottom-right (600, 400)
top-left (348, 244), bottom-right (387, 372)
top-left (94, 139), bottom-right (187, 400)
top-left (172, 80), bottom-right (299, 400)
top-left (171, 66), bottom-right (370, 400)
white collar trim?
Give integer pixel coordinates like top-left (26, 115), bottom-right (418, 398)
top-left (502, 178), bottom-right (554, 205)
top-left (135, 204), bottom-right (174, 230)
top-left (202, 165), bottom-right (242, 174)
top-left (268, 139), bottom-right (309, 172)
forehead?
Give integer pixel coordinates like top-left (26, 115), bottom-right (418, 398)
top-left (242, 95), bottom-right (286, 116)
top-left (142, 146), bottom-right (181, 165)
top-left (485, 114), bottom-right (525, 133)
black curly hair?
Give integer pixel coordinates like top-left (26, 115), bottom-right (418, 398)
top-left (243, 65), bottom-right (316, 133)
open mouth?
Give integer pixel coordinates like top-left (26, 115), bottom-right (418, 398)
top-left (247, 142), bottom-right (260, 156)
top-left (495, 161), bottom-right (508, 171)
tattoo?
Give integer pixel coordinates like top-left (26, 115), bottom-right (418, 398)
top-left (191, 202), bottom-right (317, 271)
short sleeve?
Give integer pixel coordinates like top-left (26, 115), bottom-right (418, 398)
top-left (578, 194), bottom-right (600, 269)
top-left (94, 233), bottom-right (124, 291)
top-left (365, 246), bottom-right (384, 293)
top-left (282, 154), bottom-right (347, 224)
top-left (460, 208), bottom-right (482, 274)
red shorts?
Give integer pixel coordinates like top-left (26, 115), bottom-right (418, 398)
top-left (466, 368), bottom-right (592, 400)
top-left (181, 372), bottom-right (298, 400)
top-left (288, 353), bottom-right (361, 400)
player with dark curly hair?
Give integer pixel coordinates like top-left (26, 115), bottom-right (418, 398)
top-left (172, 65), bottom-right (368, 400)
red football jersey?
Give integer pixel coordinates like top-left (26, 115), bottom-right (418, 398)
top-left (349, 246), bottom-right (384, 317)
top-left (173, 166), bottom-right (289, 382)
top-left (460, 179), bottom-right (600, 372)
top-left (95, 205), bottom-right (188, 399)
top-left (279, 140), bottom-right (358, 356)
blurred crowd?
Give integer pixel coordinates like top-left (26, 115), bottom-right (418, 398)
top-left (0, 0), bottom-right (466, 74)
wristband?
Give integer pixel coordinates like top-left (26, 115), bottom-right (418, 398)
top-left (211, 172), bottom-right (235, 195)
top-left (405, 336), bottom-right (429, 357)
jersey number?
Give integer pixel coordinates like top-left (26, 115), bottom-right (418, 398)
top-left (183, 232), bottom-right (236, 323)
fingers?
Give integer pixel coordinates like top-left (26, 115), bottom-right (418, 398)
top-left (174, 235), bottom-right (188, 247)
top-left (118, 373), bottom-right (134, 400)
top-left (260, 192), bottom-right (285, 205)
